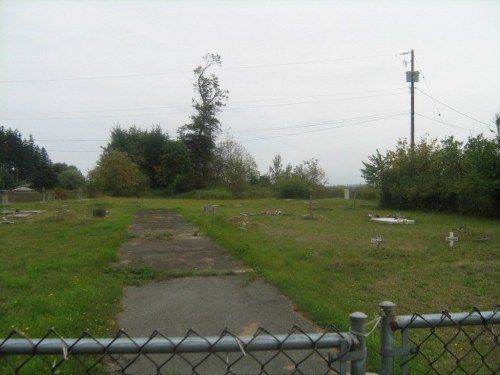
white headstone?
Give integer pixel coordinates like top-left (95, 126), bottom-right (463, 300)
top-left (1, 191), bottom-right (8, 206)
top-left (344, 188), bottom-right (350, 200)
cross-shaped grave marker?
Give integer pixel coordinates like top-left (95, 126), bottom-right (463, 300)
top-left (371, 235), bottom-right (386, 247)
top-left (445, 231), bottom-right (459, 247)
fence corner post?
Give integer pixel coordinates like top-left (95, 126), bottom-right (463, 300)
top-left (379, 301), bottom-right (397, 375)
top-left (350, 311), bottom-right (368, 375)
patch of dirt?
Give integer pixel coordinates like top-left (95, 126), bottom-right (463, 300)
top-left (117, 209), bottom-right (250, 273)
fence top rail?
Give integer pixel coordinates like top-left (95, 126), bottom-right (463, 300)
top-left (395, 308), bottom-right (500, 330)
top-left (0, 332), bottom-right (355, 356)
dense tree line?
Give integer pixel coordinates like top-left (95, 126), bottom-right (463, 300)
top-left (0, 126), bottom-right (85, 191)
top-left (92, 54), bottom-right (262, 197)
top-left (0, 126), bottom-right (55, 189)
top-left (89, 54), bottom-right (328, 198)
top-left (92, 54), bottom-right (230, 196)
top-left (361, 118), bottom-right (500, 216)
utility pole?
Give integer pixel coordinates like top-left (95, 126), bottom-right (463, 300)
top-left (410, 50), bottom-right (415, 150)
top-left (404, 50), bottom-right (419, 151)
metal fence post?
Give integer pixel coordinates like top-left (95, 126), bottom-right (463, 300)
top-left (350, 311), bottom-right (368, 375)
top-left (380, 301), bottom-right (397, 375)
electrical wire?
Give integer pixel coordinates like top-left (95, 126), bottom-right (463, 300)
top-left (233, 111), bottom-right (408, 134)
top-left (0, 91), bottom-right (407, 121)
top-left (415, 112), bottom-right (475, 132)
top-left (414, 57), bottom-right (445, 127)
top-left (45, 149), bottom-right (101, 153)
top-left (0, 87), bottom-right (407, 118)
top-left (34, 111), bottom-right (408, 145)
top-left (37, 139), bottom-right (107, 142)
top-left (0, 53), bottom-right (397, 84)
top-left (240, 112), bottom-right (408, 142)
top-left (416, 88), bottom-right (491, 127)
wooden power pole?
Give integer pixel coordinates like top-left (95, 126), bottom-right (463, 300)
top-left (405, 50), bottom-right (419, 150)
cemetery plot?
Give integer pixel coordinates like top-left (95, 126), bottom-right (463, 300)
top-left (1, 209), bottom-right (44, 223)
top-left (369, 213), bottom-right (415, 224)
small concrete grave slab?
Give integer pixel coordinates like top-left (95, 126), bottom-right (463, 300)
top-left (370, 214), bottom-right (415, 224)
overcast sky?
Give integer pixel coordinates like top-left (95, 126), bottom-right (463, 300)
top-left (1, 0), bottom-right (499, 185)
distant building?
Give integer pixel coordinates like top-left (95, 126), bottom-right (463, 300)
top-left (9, 186), bottom-right (42, 202)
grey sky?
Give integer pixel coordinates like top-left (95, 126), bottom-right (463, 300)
top-left (1, 0), bottom-right (499, 184)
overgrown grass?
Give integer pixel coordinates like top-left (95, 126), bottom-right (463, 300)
top-left (1, 197), bottom-right (498, 372)
top-left (160, 197), bottom-right (499, 370)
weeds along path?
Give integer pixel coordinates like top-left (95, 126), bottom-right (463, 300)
top-left (115, 209), bottom-right (322, 374)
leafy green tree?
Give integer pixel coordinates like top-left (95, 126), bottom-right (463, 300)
top-left (105, 125), bottom-right (169, 188)
top-left (157, 140), bottom-right (193, 194)
top-left (53, 163), bottom-right (71, 175)
top-left (92, 150), bottom-right (148, 197)
top-left (57, 167), bottom-right (86, 190)
top-left (267, 155), bottom-right (327, 198)
top-left (363, 125), bottom-right (500, 216)
top-left (293, 158), bottom-right (328, 189)
top-left (213, 138), bottom-right (259, 198)
top-left (458, 134), bottom-right (500, 215)
top-left (178, 53), bottom-right (229, 188)
top-left (361, 149), bottom-right (387, 188)
top-left (434, 137), bottom-right (463, 211)
top-left (267, 154), bottom-right (293, 186)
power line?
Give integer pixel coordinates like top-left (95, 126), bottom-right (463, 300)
top-left (416, 88), bottom-right (491, 127)
top-left (37, 139), bottom-right (107, 142)
top-left (45, 149), bottom-right (101, 153)
top-left (0, 104), bottom-right (192, 117)
top-left (415, 112), bottom-right (475, 132)
top-left (228, 92), bottom-right (406, 112)
top-left (0, 53), bottom-right (397, 84)
top-left (0, 91), bottom-right (407, 121)
top-left (219, 53), bottom-right (397, 71)
top-left (33, 111), bottom-right (408, 145)
top-left (233, 111), bottom-right (408, 134)
top-left (240, 112), bottom-right (408, 142)
top-left (414, 57), bottom-right (444, 126)
top-left (0, 88), bottom-right (406, 118)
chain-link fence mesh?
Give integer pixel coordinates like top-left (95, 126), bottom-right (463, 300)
top-left (396, 305), bottom-right (499, 374)
top-left (0, 324), bottom-right (359, 375)
top-left (3, 305), bottom-right (499, 374)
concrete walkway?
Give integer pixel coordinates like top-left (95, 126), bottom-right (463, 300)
top-left (114, 210), bottom-right (334, 375)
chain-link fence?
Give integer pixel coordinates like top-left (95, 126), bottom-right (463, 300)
top-left (1, 303), bottom-right (498, 374)
top-left (380, 302), bottom-right (500, 375)
top-left (0, 319), bottom-right (366, 375)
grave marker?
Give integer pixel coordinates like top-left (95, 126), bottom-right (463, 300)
top-left (344, 188), bottom-right (350, 200)
top-left (371, 235), bottom-right (386, 247)
top-left (445, 231), bottom-right (458, 247)
top-left (1, 190), bottom-right (8, 206)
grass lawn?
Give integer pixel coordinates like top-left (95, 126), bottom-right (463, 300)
top-left (1, 197), bottom-right (498, 372)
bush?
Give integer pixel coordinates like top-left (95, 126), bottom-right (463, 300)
top-left (355, 186), bottom-right (379, 201)
top-left (275, 178), bottom-right (310, 199)
top-left (177, 188), bottom-right (233, 200)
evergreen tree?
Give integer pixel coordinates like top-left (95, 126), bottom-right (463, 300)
top-left (178, 53), bottom-right (229, 188)
top-left (0, 126), bottom-right (56, 189)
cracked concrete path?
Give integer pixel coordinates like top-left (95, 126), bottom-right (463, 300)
top-left (115, 209), bottom-right (331, 375)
